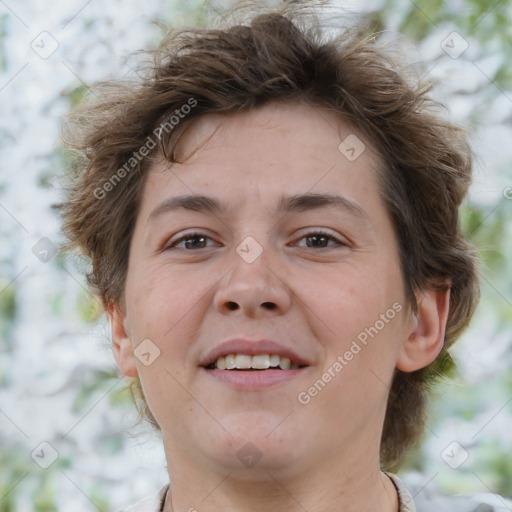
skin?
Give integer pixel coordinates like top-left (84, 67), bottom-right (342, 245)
top-left (110, 101), bottom-right (450, 512)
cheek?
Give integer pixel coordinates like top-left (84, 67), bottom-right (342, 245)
top-left (307, 264), bottom-right (395, 326)
top-left (125, 268), bottom-right (210, 387)
top-left (303, 260), bottom-right (405, 365)
top-left (126, 266), bottom-right (192, 334)
top-left (126, 273), bottom-right (198, 425)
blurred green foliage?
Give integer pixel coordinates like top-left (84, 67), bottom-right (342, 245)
top-left (0, 284), bottom-right (16, 353)
top-left (377, 0), bottom-right (512, 497)
top-left (384, 0), bottom-right (512, 87)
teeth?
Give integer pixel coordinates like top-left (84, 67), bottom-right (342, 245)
top-left (279, 357), bottom-right (291, 370)
top-left (252, 354), bottom-right (270, 369)
top-left (235, 354), bottom-right (252, 369)
top-left (269, 354), bottom-right (280, 367)
top-left (211, 354), bottom-right (299, 370)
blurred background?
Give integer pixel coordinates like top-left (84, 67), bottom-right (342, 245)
top-left (0, 0), bottom-right (511, 510)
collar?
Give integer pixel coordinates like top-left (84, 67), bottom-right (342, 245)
top-left (385, 472), bottom-right (416, 512)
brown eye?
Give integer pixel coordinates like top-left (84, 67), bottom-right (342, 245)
top-left (167, 232), bottom-right (216, 250)
top-left (295, 230), bottom-right (346, 249)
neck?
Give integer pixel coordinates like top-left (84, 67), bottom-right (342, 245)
top-left (162, 452), bottom-right (398, 512)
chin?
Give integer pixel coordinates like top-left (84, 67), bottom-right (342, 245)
top-left (207, 443), bottom-right (300, 478)
top-left (202, 413), bottom-right (303, 473)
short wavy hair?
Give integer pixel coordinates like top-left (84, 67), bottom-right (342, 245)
top-left (58, 1), bottom-right (480, 470)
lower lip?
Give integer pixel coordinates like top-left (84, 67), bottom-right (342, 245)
top-left (202, 368), bottom-right (307, 389)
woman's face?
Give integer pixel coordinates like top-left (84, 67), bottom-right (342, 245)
top-left (114, 102), bottom-right (417, 477)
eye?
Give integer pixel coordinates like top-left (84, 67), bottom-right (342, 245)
top-left (294, 229), bottom-right (347, 249)
top-left (164, 229), bottom-right (348, 251)
top-left (166, 232), bottom-right (218, 251)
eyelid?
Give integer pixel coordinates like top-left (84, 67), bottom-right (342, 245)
top-left (164, 228), bottom-right (349, 251)
top-left (291, 228), bottom-right (349, 247)
top-left (163, 230), bottom-right (219, 250)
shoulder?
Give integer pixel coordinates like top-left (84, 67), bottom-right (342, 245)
top-left (114, 484), bottom-right (168, 512)
top-left (397, 472), bottom-right (512, 512)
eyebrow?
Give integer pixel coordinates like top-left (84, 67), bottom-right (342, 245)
top-left (147, 192), bottom-right (371, 224)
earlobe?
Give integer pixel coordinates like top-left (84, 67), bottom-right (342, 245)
top-left (396, 286), bottom-right (451, 372)
top-left (108, 303), bottom-right (139, 378)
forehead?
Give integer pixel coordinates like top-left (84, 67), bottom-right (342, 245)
top-left (142, 101), bottom-right (384, 215)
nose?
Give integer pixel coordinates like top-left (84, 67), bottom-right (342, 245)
top-left (213, 240), bottom-right (292, 318)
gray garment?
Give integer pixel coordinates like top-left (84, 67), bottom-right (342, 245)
top-left (387, 473), bottom-right (416, 511)
top-left (116, 485), bottom-right (167, 512)
top-left (116, 474), bottom-right (512, 511)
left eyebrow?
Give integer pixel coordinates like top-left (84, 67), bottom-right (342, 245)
top-left (277, 192), bottom-right (370, 222)
top-left (147, 192), bottom-right (371, 224)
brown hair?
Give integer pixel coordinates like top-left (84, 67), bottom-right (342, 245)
top-left (58, 1), bottom-right (480, 470)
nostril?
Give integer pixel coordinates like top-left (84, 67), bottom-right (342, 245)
top-left (225, 301), bottom-right (275, 311)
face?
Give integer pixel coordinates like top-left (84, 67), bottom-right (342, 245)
top-left (113, 102), bottom-right (420, 478)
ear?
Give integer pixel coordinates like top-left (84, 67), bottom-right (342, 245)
top-left (108, 303), bottom-right (139, 378)
top-left (396, 286), bottom-right (451, 372)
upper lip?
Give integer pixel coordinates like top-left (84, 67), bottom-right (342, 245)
top-left (200, 339), bottom-right (311, 367)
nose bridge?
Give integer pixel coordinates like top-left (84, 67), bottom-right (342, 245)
top-left (213, 233), bottom-right (291, 316)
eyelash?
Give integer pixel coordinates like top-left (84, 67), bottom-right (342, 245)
top-left (166, 229), bottom-right (347, 251)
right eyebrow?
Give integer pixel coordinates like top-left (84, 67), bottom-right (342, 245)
top-left (147, 195), bottom-right (221, 223)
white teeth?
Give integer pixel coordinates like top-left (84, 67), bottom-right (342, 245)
top-left (251, 354), bottom-right (270, 369)
top-left (212, 354), bottom-right (300, 370)
top-left (269, 354), bottom-right (280, 367)
top-left (225, 354), bottom-right (236, 369)
top-left (278, 357), bottom-right (291, 370)
top-left (235, 354), bottom-right (252, 369)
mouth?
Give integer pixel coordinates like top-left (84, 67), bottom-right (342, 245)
top-left (201, 353), bottom-right (310, 389)
top-left (204, 354), bottom-right (309, 371)
top-left (199, 339), bottom-right (311, 388)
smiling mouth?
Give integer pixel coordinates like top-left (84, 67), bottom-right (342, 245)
top-left (204, 354), bottom-right (308, 371)
top-left (206, 367), bottom-right (305, 371)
